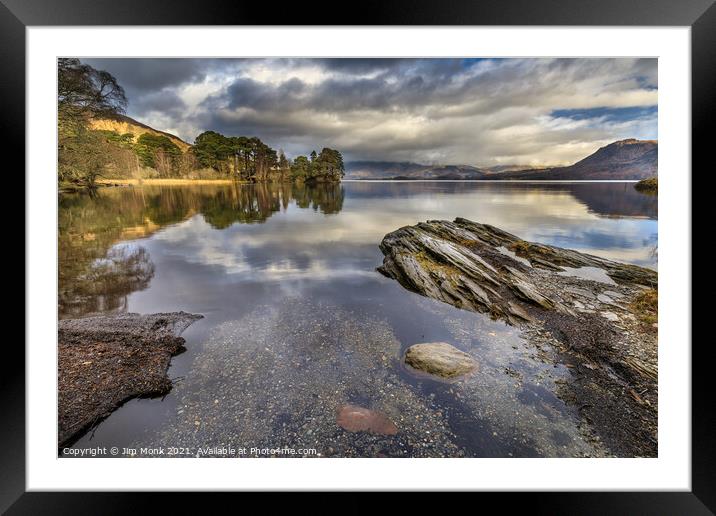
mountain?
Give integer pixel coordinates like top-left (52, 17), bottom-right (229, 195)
top-left (494, 139), bottom-right (658, 180)
top-left (88, 114), bottom-right (191, 152)
top-left (345, 161), bottom-right (489, 180)
top-left (345, 139), bottom-right (657, 181)
top-left (482, 164), bottom-right (550, 174)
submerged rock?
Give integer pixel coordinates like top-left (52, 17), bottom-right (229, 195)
top-left (58, 311), bottom-right (203, 448)
top-left (404, 342), bottom-right (476, 378)
top-left (336, 404), bottom-right (398, 435)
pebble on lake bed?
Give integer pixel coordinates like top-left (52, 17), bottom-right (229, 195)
top-left (336, 405), bottom-right (399, 435)
top-left (404, 342), bottom-right (477, 379)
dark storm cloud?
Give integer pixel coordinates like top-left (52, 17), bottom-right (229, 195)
top-left (84, 58), bottom-right (210, 91)
top-left (132, 89), bottom-right (187, 115)
top-left (223, 77), bottom-right (307, 111)
top-left (83, 57), bottom-right (658, 165)
top-left (214, 59), bottom-right (488, 115)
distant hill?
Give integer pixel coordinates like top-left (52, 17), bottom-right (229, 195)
top-left (345, 161), bottom-right (489, 180)
top-left (495, 139), bottom-right (658, 180)
top-left (482, 164), bottom-right (550, 174)
top-left (88, 114), bottom-right (191, 152)
top-left (345, 139), bottom-right (657, 181)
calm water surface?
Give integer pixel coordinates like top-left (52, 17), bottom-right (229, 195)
top-left (60, 181), bottom-right (657, 457)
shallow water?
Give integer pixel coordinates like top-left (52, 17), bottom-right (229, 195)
top-left (60, 181), bottom-right (656, 457)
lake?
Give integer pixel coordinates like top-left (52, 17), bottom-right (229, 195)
top-left (59, 181), bottom-right (657, 457)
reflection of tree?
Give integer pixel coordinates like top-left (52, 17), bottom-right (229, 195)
top-left (59, 189), bottom-right (168, 318)
top-left (202, 183), bottom-right (281, 228)
top-left (292, 182), bottom-right (344, 215)
top-left (60, 245), bottom-right (155, 317)
top-left (201, 182), bottom-right (344, 228)
top-left (142, 187), bottom-right (205, 226)
top-left (59, 182), bottom-right (345, 317)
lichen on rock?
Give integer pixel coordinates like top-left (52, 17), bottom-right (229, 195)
top-left (378, 218), bottom-right (656, 327)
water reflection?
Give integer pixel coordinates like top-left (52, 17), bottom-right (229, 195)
top-left (58, 182), bottom-right (344, 317)
top-left (59, 181), bottom-right (656, 319)
top-left (346, 181), bottom-right (657, 219)
top-left (60, 245), bottom-right (155, 318)
top-left (58, 182), bottom-right (657, 317)
top-left (61, 180), bottom-right (658, 456)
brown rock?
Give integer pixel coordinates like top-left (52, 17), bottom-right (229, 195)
top-left (336, 405), bottom-right (398, 435)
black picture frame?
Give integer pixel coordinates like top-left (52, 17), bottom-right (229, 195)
top-left (5, 0), bottom-right (709, 511)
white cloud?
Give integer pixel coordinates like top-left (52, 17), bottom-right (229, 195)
top-left (107, 57), bottom-right (657, 165)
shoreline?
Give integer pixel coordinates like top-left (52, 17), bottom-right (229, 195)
top-left (344, 179), bottom-right (641, 183)
top-left (94, 178), bottom-right (643, 187)
top-left (58, 312), bottom-right (203, 448)
top-left (93, 178), bottom-right (342, 187)
top-left (96, 178), bottom-right (246, 186)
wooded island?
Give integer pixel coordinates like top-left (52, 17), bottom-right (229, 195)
top-left (58, 58), bottom-right (344, 192)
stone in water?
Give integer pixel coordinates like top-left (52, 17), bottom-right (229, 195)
top-left (404, 342), bottom-right (477, 379)
top-left (336, 405), bottom-right (398, 435)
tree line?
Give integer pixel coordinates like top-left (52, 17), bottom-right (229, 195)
top-left (58, 59), bottom-right (344, 190)
top-left (192, 130), bottom-right (344, 183)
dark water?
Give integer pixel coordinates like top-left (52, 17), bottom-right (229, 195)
top-left (60, 181), bottom-right (657, 457)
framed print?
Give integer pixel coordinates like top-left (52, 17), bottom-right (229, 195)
top-left (5, 0), bottom-right (711, 511)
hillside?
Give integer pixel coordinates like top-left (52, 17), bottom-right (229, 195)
top-left (495, 139), bottom-right (658, 180)
top-left (85, 115), bottom-right (657, 183)
top-left (88, 114), bottom-right (191, 152)
top-left (346, 139), bottom-right (657, 181)
top-left (346, 161), bottom-right (489, 180)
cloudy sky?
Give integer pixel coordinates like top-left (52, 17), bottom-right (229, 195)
top-left (83, 58), bottom-right (657, 166)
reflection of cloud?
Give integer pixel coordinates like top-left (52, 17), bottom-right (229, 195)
top-left (577, 246), bottom-right (658, 268)
top-left (154, 215), bottom-right (377, 280)
top-left (148, 184), bottom-right (656, 283)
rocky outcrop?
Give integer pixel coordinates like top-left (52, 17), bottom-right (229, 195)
top-left (88, 114), bottom-right (191, 152)
top-left (404, 342), bottom-right (476, 379)
top-left (58, 311), bottom-right (203, 447)
top-left (378, 218), bottom-right (656, 326)
top-left (378, 219), bottom-right (658, 457)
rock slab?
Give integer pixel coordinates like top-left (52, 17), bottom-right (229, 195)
top-left (377, 218), bottom-right (656, 325)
